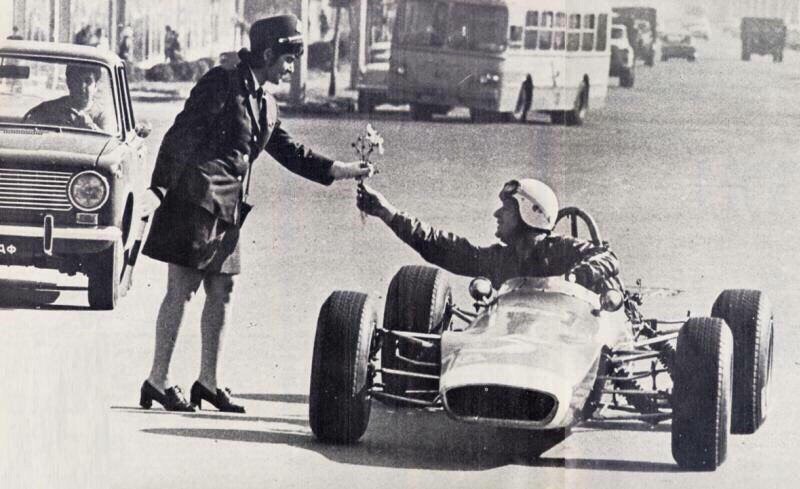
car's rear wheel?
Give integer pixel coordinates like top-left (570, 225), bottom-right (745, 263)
top-left (87, 239), bottom-right (123, 310)
top-left (309, 291), bottom-right (377, 443)
top-left (358, 91), bottom-right (376, 114)
top-left (410, 103), bottom-right (436, 121)
top-left (619, 66), bottom-right (635, 88)
top-left (382, 265), bottom-right (451, 401)
top-left (711, 289), bottom-right (774, 434)
top-left (671, 317), bottom-right (733, 471)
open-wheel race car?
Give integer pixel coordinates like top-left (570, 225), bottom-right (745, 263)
top-left (308, 207), bottom-right (774, 471)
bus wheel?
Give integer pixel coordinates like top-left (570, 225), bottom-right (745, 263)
top-left (410, 104), bottom-right (434, 121)
top-left (559, 79), bottom-right (589, 127)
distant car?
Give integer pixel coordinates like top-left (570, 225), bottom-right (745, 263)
top-left (0, 41), bottom-right (152, 309)
top-left (740, 17), bottom-right (786, 62)
top-left (661, 33), bottom-right (696, 62)
top-left (609, 24), bottom-right (635, 88)
top-left (308, 207), bottom-right (775, 471)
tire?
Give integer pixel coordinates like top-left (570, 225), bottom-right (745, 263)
top-left (645, 51), bottom-right (655, 67)
top-left (358, 91), bottom-right (375, 114)
top-left (382, 265), bottom-right (451, 399)
top-left (742, 49), bottom-right (750, 61)
top-left (619, 67), bottom-right (634, 88)
top-left (469, 108), bottom-right (501, 123)
top-left (87, 240), bottom-right (123, 310)
top-left (309, 291), bottom-right (377, 443)
top-left (671, 317), bottom-right (733, 471)
top-left (711, 289), bottom-right (774, 434)
top-left (410, 103), bottom-right (434, 121)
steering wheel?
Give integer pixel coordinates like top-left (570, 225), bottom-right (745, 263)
top-left (555, 207), bottom-right (602, 246)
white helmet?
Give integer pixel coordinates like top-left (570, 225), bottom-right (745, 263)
top-left (500, 179), bottom-right (559, 231)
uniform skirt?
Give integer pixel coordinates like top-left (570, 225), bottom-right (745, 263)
top-left (142, 193), bottom-right (242, 274)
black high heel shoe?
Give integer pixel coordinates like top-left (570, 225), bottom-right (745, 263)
top-left (139, 381), bottom-right (195, 412)
top-left (190, 381), bottom-right (246, 413)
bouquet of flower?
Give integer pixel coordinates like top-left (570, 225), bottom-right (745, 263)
top-left (352, 124), bottom-right (384, 222)
top-left (352, 123), bottom-right (384, 180)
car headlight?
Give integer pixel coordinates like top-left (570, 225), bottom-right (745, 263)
top-left (68, 170), bottom-right (109, 211)
top-left (479, 72), bottom-right (501, 84)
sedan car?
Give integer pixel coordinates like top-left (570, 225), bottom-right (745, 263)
top-left (0, 41), bottom-right (151, 309)
top-left (308, 207), bottom-right (773, 471)
top-left (661, 32), bottom-right (697, 62)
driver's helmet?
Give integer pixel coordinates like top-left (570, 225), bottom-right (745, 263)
top-left (500, 179), bottom-right (559, 232)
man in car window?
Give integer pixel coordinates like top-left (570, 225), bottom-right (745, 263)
top-left (24, 64), bottom-right (110, 132)
top-left (357, 179), bottom-right (620, 293)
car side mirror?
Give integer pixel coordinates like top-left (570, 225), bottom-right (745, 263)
top-left (135, 122), bottom-right (151, 139)
top-left (469, 277), bottom-right (495, 309)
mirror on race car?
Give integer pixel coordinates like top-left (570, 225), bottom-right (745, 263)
top-left (469, 277), bottom-right (495, 306)
top-left (600, 289), bottom-right (624, 312)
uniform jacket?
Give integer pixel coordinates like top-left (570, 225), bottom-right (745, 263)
top-left (149, 61), bottom-right (334, 225)
top-left (143, 60), bottom-right (335, 270)
top-left (389, 212), bottom-right (620, 293)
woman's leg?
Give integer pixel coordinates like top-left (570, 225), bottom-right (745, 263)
top-left (197, 272), bottom-right (236, 391)
top-left (147, 264), bottom-right (204, 392)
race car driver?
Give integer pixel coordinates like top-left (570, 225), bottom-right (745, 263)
top-left (356, 178), bottom-right (620, 293)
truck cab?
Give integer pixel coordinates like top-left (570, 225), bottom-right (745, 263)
top-left (741, 17), bottom-right (786, 62)
top-left (609, 23), bottom-right (635, 88)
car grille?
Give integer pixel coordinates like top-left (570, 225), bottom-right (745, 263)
top-left (445, 385), bottom-right (557, 423)
top-left (0, 168), bottom-right (73, 211)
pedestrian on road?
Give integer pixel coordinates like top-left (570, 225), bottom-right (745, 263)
top-left (138, 14), bottom-right (372, 413)
top-left (357, 179), bottom-right (620, 293)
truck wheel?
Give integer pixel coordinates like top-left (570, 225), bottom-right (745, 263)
top-left (773, 50), bottom-right (783, 62)
top-left (309, 291), bottom-right (377, 443)
top-left (672, 317), bottom-right (733, 471)
top-left (87, 240), bottom-right (123, 310)
top-left (645, 50), bottom-right (655, 67)
top-left (620, 66), bottom-right (635, 88)
top-left (711, 289), bottom-right (774, 434)
top-left (742, 49), bottom-right (750, 61)
top-left (358, 91), bottom-right (376, 114)
top-left (410, 103), bottom-right (434, 121)
top-left (382, 265), bottom-right (451, 400)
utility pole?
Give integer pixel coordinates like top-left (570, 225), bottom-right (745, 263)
top-left (291, 0), bottom-right (309, 104)
top-left (350, 0), bottom-right (367, 90)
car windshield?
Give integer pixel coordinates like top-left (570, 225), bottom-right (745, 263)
top-left (0, 56), bottom-right (118, 136)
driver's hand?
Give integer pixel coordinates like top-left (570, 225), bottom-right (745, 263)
top-left (357, 183), bottom-right (396, 222)
top-left (568, 263), bottom-right (599, 286)
top-left (70, 108), bottom-right (99, 130)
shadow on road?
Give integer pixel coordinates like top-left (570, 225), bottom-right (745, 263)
top-left (281, 109), bottom-right (552, 126)
top-left (136, 403), bottom-right (681, 473)
top-left (0, 279), bottom-right (89, 310)
top-left (234, 393), bottom-right (309, 404)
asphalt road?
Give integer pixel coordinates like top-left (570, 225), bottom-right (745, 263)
top-left (2, 35), bottom-right (799, 488)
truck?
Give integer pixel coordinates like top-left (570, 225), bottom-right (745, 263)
top-left (612, 7), bottom-right (658, 67)
top-left (740, 17), bottom-right (786, 62)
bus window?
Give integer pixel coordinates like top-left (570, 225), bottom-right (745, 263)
top-left (596, 14), bottom-right (608, 51)
top-left (542, 11), bottom-right (553, 28)
top-left (554, 12), bottom-right (566, 50)
top-left (524, 10), bottom-right (538, 50)
top-left (539, 31), bottom-right (552, 50)
top-left (567, 14), bottom-right (581, 51)
top-left (582, 14), bottom-right (596, 50)
top-left (447, 3), bottom-right (507, 52)
top-left (509, 25), bottom-right (523, 49)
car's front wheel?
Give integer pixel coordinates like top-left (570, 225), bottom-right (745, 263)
top-left (86, 239), bottom-right (123, 310)
top-left (309, 291), bottom-right (377, 443)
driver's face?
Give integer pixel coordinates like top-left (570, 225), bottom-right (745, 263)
top-left (494, 199), bottom-right (523, 244)
top-left (67, 71), bottom-right (98, 108)
top-left (265, 53), bottom-right (297, 84)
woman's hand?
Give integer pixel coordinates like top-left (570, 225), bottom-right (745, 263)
top-left (357, 183), bottom-right (397, 223)
top-left (330, 160), bottom-right (374, 180)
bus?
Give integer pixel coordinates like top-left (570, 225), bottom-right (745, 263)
top-left (387, 0), bottom-right (612, 125)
